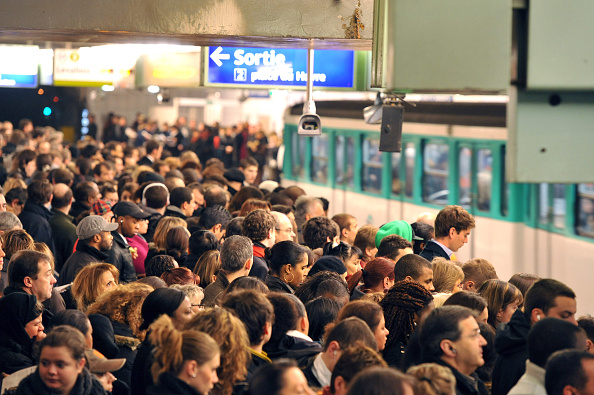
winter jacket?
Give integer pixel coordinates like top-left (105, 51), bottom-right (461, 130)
top-left (419, 240), bottom-right (450, 262)
top-left (19, 201), bottom-right (55, 254)
top-left (108, 231), bottom-right (138, 283)
top-left (48, 209), bottom-right (77, 273)
top-left (59, 242), bottom-right (110, 286)
top-left (147, 372), bottom-right (201, 395)
top-left (14, 367), bottom-right (106, 395)
top-left (265, 275), bottom-right (294, 294)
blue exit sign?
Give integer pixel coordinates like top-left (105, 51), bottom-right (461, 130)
top-left (206, 46), bottom-right (355, 89)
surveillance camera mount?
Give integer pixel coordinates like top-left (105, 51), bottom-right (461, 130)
top-left (298, 47), bottom-right (321, 136)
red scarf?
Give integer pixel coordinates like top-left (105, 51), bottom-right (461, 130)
top-left (253, 244), bottom-right (265, 258)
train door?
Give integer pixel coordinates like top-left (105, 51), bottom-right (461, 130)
top-left (455, 143), bottom-right (495, 217)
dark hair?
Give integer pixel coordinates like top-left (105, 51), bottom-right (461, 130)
top-left (225, 217), bottom-right (244, 238)
top-left (80, 144), bottom-right (99, 159)
top-left (8, 250), bottom-right (50, 285)
top-left (443, 291), bottom-right (488, 314)
top-left (545, 350), bottom-right (594, 395)
top-left (165, 226), bottom-right (189, 261)
top-left (347, 257), bottom-right (395, 293)
top-left (394, 254), bottom-right (432, 282)
top-left (282, 186), bottom-right (306, 203)
top-left (268, 241), bottom-right (307, 275)
top-left (303, 217), bottom-right (340, 250)
top-left (224, 276), bottom-right (269, 297)
top-left (198, 205), bottom-right (233, 231)
top-left (38, 325), bottom-right (86, 362)
top-left (271, 204), bottom-right (294, 216)
top-left (478, 279), bottom-right (523, 328)
top-left (189, 230), bottom-right (220, 256)
top-left (228, 186), bottom-right (264, 213)
top-left (222, 289), bottom-right (274, 346)
top-left (46, 309), bottom-right (90, 335)
top-left (578, 315), bottom-right (594, 343)
top-left (140, 288), bottom-right (186, 330)
top-left (337, 300), bottom-right (383, 333)
top-left (146, 140), bottom-right (161, 155)
top-left (528, 318), bottom-right (586, 368)
top-left (204, 185), bottom-right (228, 208)
top-left (248, 359), bottom-right (298, 395)
top-left (50, 185), bottom-right (73, 209)
top-left (143, 183), bottom-right (169, 209)
top-left (136, 276), bottom-right (168, 289)
top-left (145, 255), bottom-right (177, 277)
top-left (268, 193), bottom-right (294, 207)
top-left (305, 297), bottom-right (343, 342)
top-left (27, 179), bottom-right (52, 205)
top-left (242, 209), bottom-right (276, 242)
top-left (524, 279), bottom-right (576, 321)
top-left (410, 222), bottom-right (435, 254)
top-left (509, 273), bottom-right (540, 306)
top-left (434, 205), bottom-right (475, 238)
top-left (347, 367), bottom-right (414, 395)
top-left (51, 168), bottom-right (74, 186)
top-left (267, 293), bottom-right (300, 345)
top-left (5, 187), bottom-right (27, 207)
top-left (323, 241), bottom-right (352, 263)
top-left (73, 181), bottom-right (97, 205)
top-left (380, 280), bottom-right (433, 349)
top-left (15, 149), bottom-right (36, 172)
top-left (324, 316), bottom-right (378, 351)
top-left (170, 187), bottom-right (192, 208)
top-left (330, 346), bottom-right (387, 393)
top-left (376, 235), bottom-right (413, 261)
top-left (295, 271), bottom-right (350, 305)
top-left (420, 306), bottom-right (475, 359)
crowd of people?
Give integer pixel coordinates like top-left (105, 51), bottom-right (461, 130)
top-left (0, 116), bottom-right (592, 395)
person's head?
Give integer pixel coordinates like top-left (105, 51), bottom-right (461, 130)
top-left (51, 183), bottom-right (73, 210)
top-left (353, 225), bottom-right (379, 262)
top-left (150, 315), bottom-right (220, 395)
top-left (308, 256), bottom-right (347, 279)
top-left (394, 254), bottom-right (435, 292)
top-left (407, 363), bottom-right (456, 395)
top-left (508, 273), bottom-right (540, 307)
top-left (332, 214), bottom-right (359, 246)
top-left (410, 222), bottom-right (435, 255)
top-left (228, 186), bottom-right (264, 213)
top-left (0, 211), bottom-right (22, 233)
top-left (27, 179), bottom-right (53, 205)
top-left (2, 228), bottom-right (34, 261)
top-left (87, 283), bottom-right (154, 340)
top-left (113, 201), bottom-right (151, 237)
top-left (198, 206), bottom-right (233, 241)
top-left (524, 278), bottom-right (577, 325)
top-left (4, 187), bottom-right (27, 216)
top-left (329, 346), bottom-right (387, 395)
top-left (477, 279), bottom-right (523, 328)
top-left (338, 301), bottom-right (389, 352)
top-left (70, 262), bottom-right (119, 312)
top-left (194, 250), bottom-right (221, 288)
top-left (303, 216), bottom-right (340, 250)
top-left (15, 149), bottom-right (37, 177)
top-left (347, 257), bottom-right (395, 295)
top-left (528, 318), bottom-right (587, 369)
top-left (189, 229), bottom-right (220, 258)
top-left (242, 209), bottom-right (276, 247)
top-left (145, 255), bottom-right (178, 278)
top-left (434, 205), bottom-right (475, 252)
top-left (185, 307), bottom-right (250, 395)
top-left (203, 185), bottom-right (228, 208)
top-left (295, 271), bottom-right (350, 306)
top-left (346, 366), bottom-right (415, 395)
top-left (268, 241), bottom-right (309, 288)
top-left (36, 325), bottom-right (87, 395)
top-left (223, 277), bottom-right (269, 301)
top-left (153, 216), bottom-right (188, 250)
top-left (239, 157), bottom-right (258, 184)
top-left (443, 291), bottom-right (489, 325)
top-left (161, 267), bottom-right (199, 287)
top-left (545, 350), bottom-right (594, 395)
top-left (460, 258), bottom-right (498, 292)
top-left (141, 287), bottom-right (193, 331)
top-left (46, 310), bottom-right (93, 349)
top-left (305, 297), bottom-right (343, 342)
top-left (222, 289), bottom-right (274, 347)
top-left (420, 306), bottom-right (487, 376)
top-left (322, 317), bottom-right (378, 371)
top-left (294, 195), bottom-right (325, 222)
top-left (8, 250), bottom-right (55, 302)
top-left (0, 292), bottom-right (44, 341)
top-left (223, 217), bottom-right (244, 239)
top-left (142, 182), bottom-right (169, 209)
top-left (579, 316), bottom-right (594, 354)
top-left (239, 199), bottom-right (271, 217)
top-left (267, 293), bottom-right (303, 344)
top-left (76, 215), bottom-right (118, 252)
top-left (271, 211), bottom-right (296, 243)
top-left (220, 235), bottom-right (253, 274)
top-left (73, 181), bottom-right (101, 208)
top-left (375, 220), bottom-right (415, 247)
top-left (146, 140), bottom-right (163, 159)
top-left (169, 284), bottom-right (205, 314)
top-left (249, 359), bottom-right (314, 395)
top-left (165, 226), bottom-right (191, 260)
top-left (432, 258), bottom-right (465, 294)
top-left (377, 234), bottom-right (414, 263)
top-left (170, 187), bottom-right (196, 217)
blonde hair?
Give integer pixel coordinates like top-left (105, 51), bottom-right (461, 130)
top-left (132, 165), bottom-right (156, 183)
top-left (2, 229), bottom-right (34, 261)
top-left (185, 308), bottom-right (250, 395)
top-left (169, 284), bottom-right (204, 304)
top-left (71, 263), bottom-right (120, 312)
top-left (152, 216), bottom-right (188, 250)
top-left (164, 156), bottom-right (181, 170)
top-left (33, 242), bottom-right (54, 270)
top-left (150, 315), bottom-right (219, 383)
top-left (432, 258), bottom-right (464, 293)
top-left (193, 250), bottom-right (221, 288)
top-left (3, 177), bottom-right (27, 194)
top-left (407, 363), bottom-right (456, 395)
top-left (87, 282), bottom-right (153, 341)
top-left (180, 151), bottom-right (201, 168)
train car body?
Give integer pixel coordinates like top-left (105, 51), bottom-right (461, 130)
top-left (282, 99), bottom-right (594, 315)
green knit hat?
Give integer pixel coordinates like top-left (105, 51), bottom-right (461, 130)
top-left (375, 220), bottom-right (414, 247)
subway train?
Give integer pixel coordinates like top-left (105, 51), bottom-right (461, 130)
top-left (281, 98), bottom-right (594, 315)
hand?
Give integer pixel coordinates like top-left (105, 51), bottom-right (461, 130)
top-left (129, 247), bottom-right (138, 260)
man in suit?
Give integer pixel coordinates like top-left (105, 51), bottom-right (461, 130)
top-left (137, 140), bottom-right (162, 167)
top-left (420, 205), bottom-right (475, 262)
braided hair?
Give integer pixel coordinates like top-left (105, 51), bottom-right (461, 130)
top-left (380, 280), bottom-right (433, 350)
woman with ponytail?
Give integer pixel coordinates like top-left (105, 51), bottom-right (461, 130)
top-left (265, 241), bottom-right (309, 294)
top-left (147, 315), bottom-right (220, 395)
top-left (347, 257), bottom-right (395, 300)
top-left (380, 280), bottom-right (434, 369)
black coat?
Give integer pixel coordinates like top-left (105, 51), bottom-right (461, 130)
top-left (89, 314), bottom-right (120, 359)
top-left (111, 320), bottom-right (142, 389)
top-left (263, 334), bottom-right (322, 367)
top-left (15, 367), bottom-right (106, 395)
top-left (137, 156), bottom-right (154, 167)
top-left (491, 309), bottom-right (531, 395)
top-left (265, 275), bottom-right (294, 294)
top-left (19, 201), bottom-right (55, 255)
top-left (108, 232), bottom-right (138, 283)
top-left (0, 293), bottom-right (37, 376)
top-left (69, 200), bottom-right (91, 220)
top-left (59, 243), bottom-right (110, 286)
top-left (48, 210), bottom-right (77, 273)
top-left (419, 240), bottom-right (450, 262)
top-left (147, 372), bottom-right (201, 395)
top-left (131, 338), bottom-right (155, 395)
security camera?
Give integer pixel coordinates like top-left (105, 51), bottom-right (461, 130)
top-left (298, 114), bottom-right (322, 136)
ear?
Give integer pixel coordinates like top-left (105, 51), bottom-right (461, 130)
top-left (463, 280), bottom-right (475, 291)
top-left (404, 275), bottom-right (415, 283)
top-left (334, 376), bottom-right (348, 394)
top-left (440, 339), bottom-right (457, 358)
top-left (299, 316), bottom-right (308, 333)
top-left (531, 308), bottom-right (545, 324)
top-left (341, 228), bottom-right (349, 239)
top-left (383, 276), bottom-right (390, 289)
top-left (269, 228), bottom-right (275, 241)
top-left (263, 321), bottom-right (272, 336)
top-left (245, 257), bottom-right (253, 271)
top-left (213, 223), bottom-right (222, 234)
top-left (75, 357), bottom-right (86, 374)
top-left (327, 340), bottom-right (341, 355)
top-left (23, 276), bottom-right (34, 289)
top-left (448, 227), bottom-right (457, 238)
top-left (563, 385), bottom-right (578, 395)
top-left (587, 339), bottom-right (594, 352)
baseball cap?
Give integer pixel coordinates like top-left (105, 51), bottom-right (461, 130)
top-left (77, 215), bottom-right (118, 239)
top-left (85, 349), bottom-right (125, 374)
top-left (112, 201), bottom-right (151, 219)
top-left (91, 199), bottom-right (113, 216)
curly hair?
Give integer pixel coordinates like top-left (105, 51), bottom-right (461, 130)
top-left (70, 263), bottom-right (120, 312)
top-left (185, 307), bottom-right (250, 395)
top-left (2, 229), bottom-right (34, 261)
top-left (152, 216), bottom-right (187, 250)
top-left (86, 282), bottom-right (152, 341)
top-left (407, 363), bottom-right (456, 395)
top-left (380, 280), bottom-right (433, 350)
top-left (242, 209), bottom-right (276, 242)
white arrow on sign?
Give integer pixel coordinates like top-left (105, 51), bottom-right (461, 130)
top-left (210, 46), bottom-right (230, 67)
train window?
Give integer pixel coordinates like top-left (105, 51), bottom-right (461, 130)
top-left (576, 183), bottom-right (594, 238)
top-left (311, 134), bottom-right (328, 184)
top-left (404, 142), bottom-right (415, 198)
top-left (291, 133), bottom-right (305, 179)
top-left (477, 149), bottom-right (492, 212)
top-left (346, 137), bottom-right (355, 189)
top-left (391, 152), bottom-right (402, 195)
top-left (336, 136), bottom-right (355, 188)
top-left (459, 147), bottom-right (472, 209)
top-left (501, 147), bottom-right (509, 217)
top-left (539, 183), bottom-right (566, 229)
top-left (362, 136), bottom-right (383, 194)
top-left (336, 136), bottom-right (345, 184)
top-left (539, 183), bottom-right (549, 225)
top-left (423, 143), bottom-right (449, 205)
top-left (552, 184), bottom-right (566, 229)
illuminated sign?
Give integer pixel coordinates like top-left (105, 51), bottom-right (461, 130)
top-left (206, 46), bottom-right (355, 89)
top-left (135, 52), bottom-right (201, 88)
top-left (0, 45), bottom-right (39, 88)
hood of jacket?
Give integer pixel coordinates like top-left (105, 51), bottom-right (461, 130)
top-left (494, 309), bottom-right (531, 356)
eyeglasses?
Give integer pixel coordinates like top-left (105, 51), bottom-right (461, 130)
top-left (275, 228), bottom-right (293, 233)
